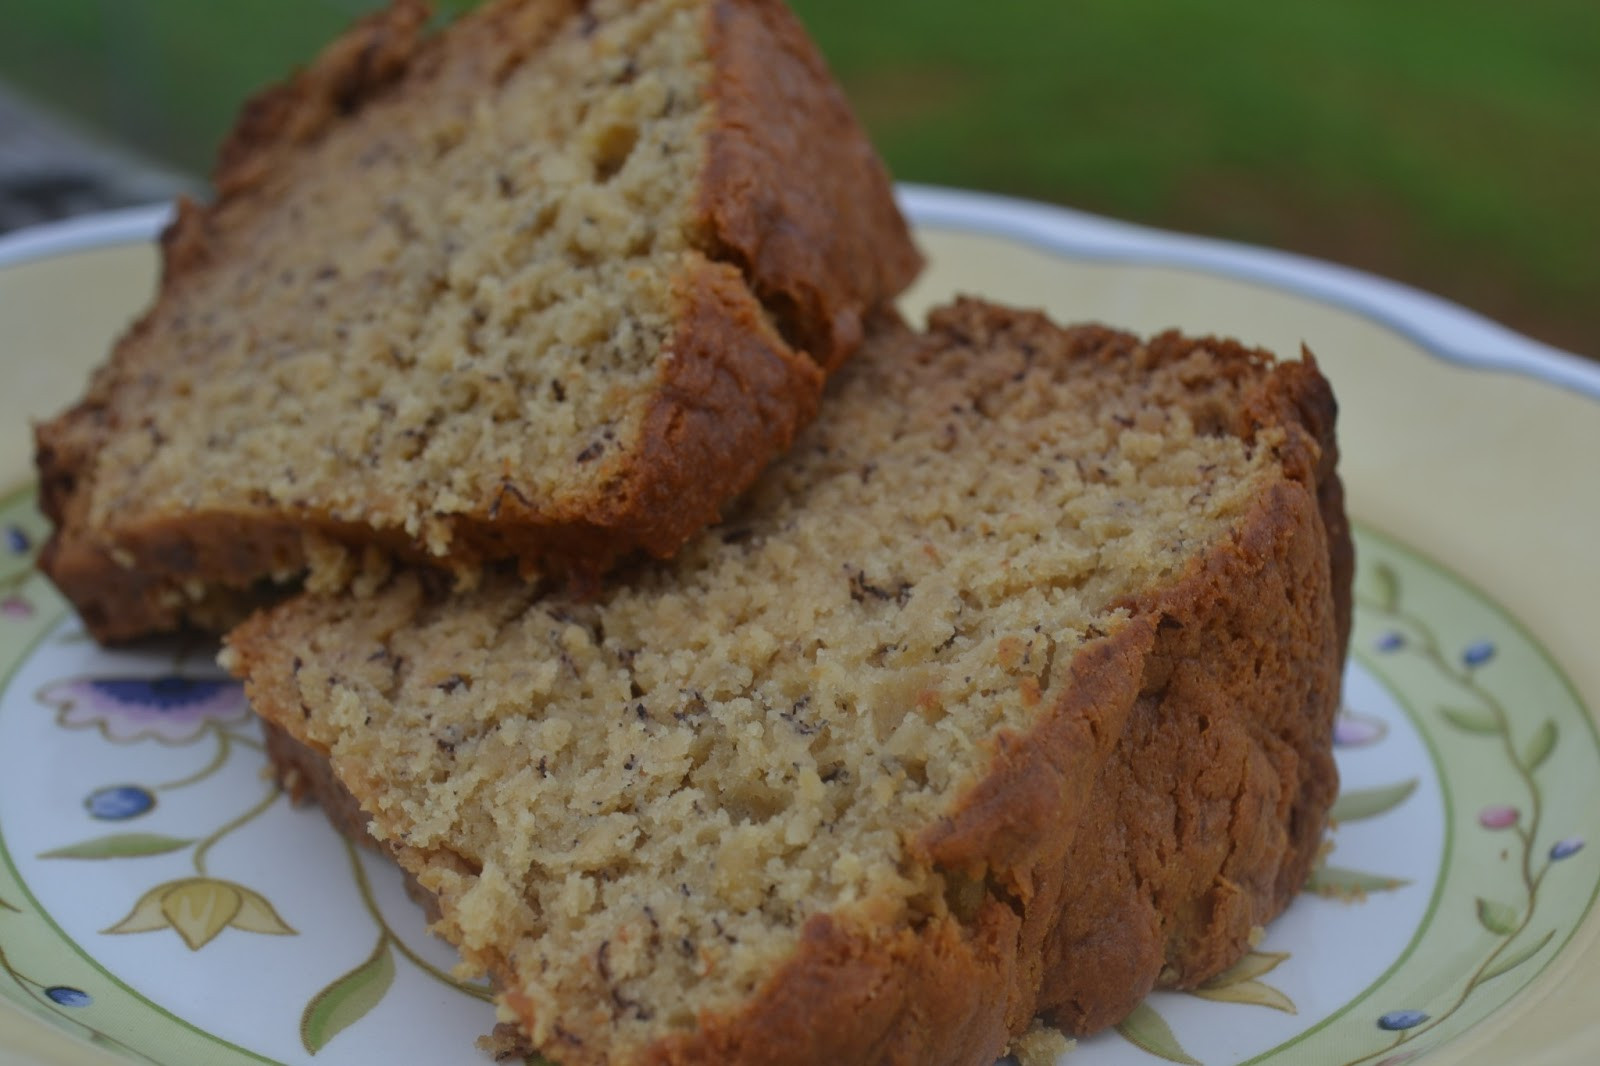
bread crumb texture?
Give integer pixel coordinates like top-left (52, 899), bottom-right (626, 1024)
top-left (1009, 1019), bottom-right (1076, 1066)
top-left (96, 0), bottom-right (713, 541)
top-left (232, 300), bottom-right (1346, 1065)
top-left (34, 0), bottom-right (920, 640)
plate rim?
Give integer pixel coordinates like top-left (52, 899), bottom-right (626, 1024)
top-left (900, 184), bottom-right (1600, 402)
top-left (0, 189), bottom-right (1594, 405)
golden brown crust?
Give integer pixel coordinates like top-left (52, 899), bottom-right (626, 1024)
top-left (213, 0), bottom-right (435, 201)
top-left (454, 255), bottom-right (828, 565)
top-left (34, 0), bottom-right (919, 644)
top-left (595, 256), bottom-right (829, 556)
top-left (265, 715), bottom-right (374, 839)
top-left (696, 0), bottom-right (923, 368)
top-left (30, 510), bottom-right (303, 642)
top-left (1035, 479), bottom-right (1341, 1032)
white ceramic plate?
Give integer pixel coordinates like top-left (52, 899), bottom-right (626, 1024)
top-left (0, 188), bottom-right (1597, 1066)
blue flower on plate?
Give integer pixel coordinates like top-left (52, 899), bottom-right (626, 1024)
top-left (3, 524), bottom-right (29, 555)
top-left (1374, 631), bottom-right (1405, 653)
top-left (1462, 640), bottom-right (1495, 668)
top-left (41, 675), bottom-right (249, 744)
top-left (44, 986), bottom-right (91, 1007)
top-left (85, 785), bottom-right (156, 821)
top-left (1378, 1009), bottom-right (1429, 1031)
top-left (1551, 837), bottom-right (1585, 861)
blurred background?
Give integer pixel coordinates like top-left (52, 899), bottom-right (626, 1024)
top-left (0, 0), bottom-right (1593, 356)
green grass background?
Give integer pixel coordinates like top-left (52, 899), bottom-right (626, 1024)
top-left (2, 0), bottom-right (1594, 355)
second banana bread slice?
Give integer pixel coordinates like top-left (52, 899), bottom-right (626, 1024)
top-left (228, 299), bottom-right (1351, 1065)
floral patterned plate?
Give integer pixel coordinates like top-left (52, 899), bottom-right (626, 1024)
top-left (2, 190), bottom-right (1598, 1066)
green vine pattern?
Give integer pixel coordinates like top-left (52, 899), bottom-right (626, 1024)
top-left (11, 661), bottom-right (506, 1058)
top-left (0, 516), bottom-right (300, 1037)
top-left (1109, 548), bottom-right (1586, 1066)
top-left (22, 656), bottom-right (499, 1055)
top-left (0, 929), bottom-right (164, 1066)
top-left (1328, 561), bottom-right (1576, 1066)
top-left (0, 508), bottom-right (503, 1060)
top-left (300, 837), bottom-right (494, 1055)
top-left (36, 667), bottom-right (295, 954)
top-left (0, 517), bottom-right (172, 1062)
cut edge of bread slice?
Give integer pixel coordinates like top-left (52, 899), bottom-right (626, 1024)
top-left (226, 299), bottom-right (1352, 1065)
top-left (35, 0), bottom-right (921, 642)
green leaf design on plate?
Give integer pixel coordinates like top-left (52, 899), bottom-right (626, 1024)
top-left (230, 888), bottom-right (296, 936)
top-left (1330, 779), bottom-right (1418, 823)
top-left (1305, 865), bottom-right (1411, 899)
top-left (302, 937), bottom-right (396, 1054)
top-left (1476, 897), bottom-right (1520, 936)
top-left (1482, 929), bottom-right (1556, 983)
top-left (1190, 977), bottom-right (1297, 1014)
top-left (103, 877), bottom-right (296, 951)
top-left (1440, 704), bottom-right (1501, 735)
top-left (1372, 561), bottom-right (1400, 613)
top-left (39, 833), bottom-right (194, 860)
top-left (1114, 1001), bottom-right (1201, 1065)
top-left (1522, 720), bottom-right (1558, 771)
top-left (1201, 950), bottom-right (1290, 988)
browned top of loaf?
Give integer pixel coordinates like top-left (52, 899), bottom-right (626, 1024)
top-left (229, 299), bottom-right (1350, 1066)
top-left (34, 0), bottom-right (920, 642)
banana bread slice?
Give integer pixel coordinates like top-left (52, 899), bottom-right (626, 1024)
top-left (226, 299), bottom-right (1351, 1065)
top-left (35, 0), bottom-right (920, 642)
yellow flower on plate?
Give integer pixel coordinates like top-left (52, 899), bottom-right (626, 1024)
top-left (104, 877), bottom-right (296, 950)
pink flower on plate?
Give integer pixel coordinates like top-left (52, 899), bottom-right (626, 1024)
top-left (1478, 805), bottom-right (1520, 830)
top-left (40, 675), bottom-right (250, 744)
top-left (1333, 710), bottom-right (1388, 748)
